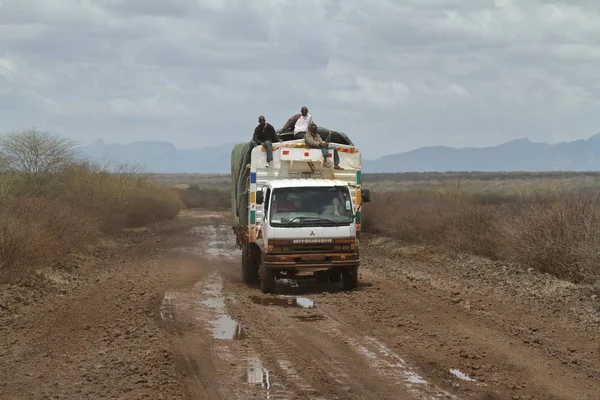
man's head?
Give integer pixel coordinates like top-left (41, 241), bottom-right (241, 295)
top-left (309, 123), bottom-right (317, 133)
top-left (300, 106), bottom-right (308, 116)
top-left (258, 115), bottom-right (266, 127)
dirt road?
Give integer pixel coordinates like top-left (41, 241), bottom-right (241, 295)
top-left (1, 210), bottom-right (599, 400)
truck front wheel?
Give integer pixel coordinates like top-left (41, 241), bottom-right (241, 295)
top-left (342, 267), bottom-right (358, 290)
top-left (329, 268), bottom-right (342, 283)
top-left (315, 270), bottom-right (328, 284)
top-left (259, 264), bottom-right (275, 294)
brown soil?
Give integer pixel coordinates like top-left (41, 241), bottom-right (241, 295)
top-left (1, 211), bottom-right (598, 400)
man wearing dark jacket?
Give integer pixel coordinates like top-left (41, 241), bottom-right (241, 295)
top-left (252, 115), bottom-right (280, 167)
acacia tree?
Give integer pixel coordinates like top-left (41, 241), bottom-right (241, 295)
top-left (0, 128), bottom-right (75, 194)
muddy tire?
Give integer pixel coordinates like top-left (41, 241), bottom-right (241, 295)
top-left (329, 269), bottom-right (342, 283)
top-left (242, 247), bottom-right (259, 285)
top-left (259, 264), bottom-right (275, 294)
top-left (342, 267), bottom-right (358, 290)
top-left (315, 270), bottom-right (328, 284)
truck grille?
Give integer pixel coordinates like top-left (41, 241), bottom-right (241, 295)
top-left (286, 243), bottom-right (335, 252)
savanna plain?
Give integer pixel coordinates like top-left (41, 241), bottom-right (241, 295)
top-left (1, 130), bottom-right (600, 400)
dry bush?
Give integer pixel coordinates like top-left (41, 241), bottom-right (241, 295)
top-left (0, 165), bottom-right (183, 283)
top-left (0, 129), bottom-right (185, 283)
top-left (0, 197), bottom-right (97, 283)
top-left (122, 185), bottom-right (183, 227)
top-left (181, 185), bottom-right (230, 209)
top-left (54, 162), bottom-right (183, 232)
top-left (363, 190), bottom-right (502, 258)
top-left (363, 187), bottom-right (600, 283)
top-left (500, 191), bottom-right (600, 282)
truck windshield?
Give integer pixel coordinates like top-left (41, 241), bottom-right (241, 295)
top-left (269, 186), bottom-right (354, 227)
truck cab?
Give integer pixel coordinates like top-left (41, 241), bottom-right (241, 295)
top-left (255, 179), bottom-right (368, 292)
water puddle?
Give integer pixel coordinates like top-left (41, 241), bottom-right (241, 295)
top-left (245, 356), bottom-right (296, 399)
top-left (246, 357), bottom-right (269, 387)
top-left (296, 297), bottom-right (314, 308)
top-left (450, 369), bottom-right (476, 382)
top-left (184, 225), bottom-right (241, 261)
top-left (211, 315), bottom-right (245, 340)
top-left (251, 295), bottom-right (314, 309)
top-left (199, 273), bottom-right (245, 341)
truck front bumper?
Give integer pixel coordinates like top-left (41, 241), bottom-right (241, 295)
top-left (263, 253), bottom-right (360, 270)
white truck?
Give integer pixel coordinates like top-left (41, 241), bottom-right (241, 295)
top-left (231, 128), bottom-right (370, 293)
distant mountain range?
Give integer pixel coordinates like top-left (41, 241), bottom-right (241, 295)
top-left (76, 134), bottom-right (600, 174)
top-left (76, 139), bottom-right (236, 174)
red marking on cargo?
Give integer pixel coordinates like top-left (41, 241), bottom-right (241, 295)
top-left (282, 150), bottom-right (290, 155)
top-left (304, 152), bottom-right (309, 157)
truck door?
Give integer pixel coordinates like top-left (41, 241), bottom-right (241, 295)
top-left (261, 187), bottom-right (271, 241)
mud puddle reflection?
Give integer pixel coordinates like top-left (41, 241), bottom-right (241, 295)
top-left (200, 273), bottom-right (245, 340)
top-left (450, 369), bottom-right (476, 382)
top-left (251, 295), bottom-right (314, 309)
top-left (181, 224), bottom-right (241, 261)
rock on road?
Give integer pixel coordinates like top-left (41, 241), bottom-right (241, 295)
top-left (1, 210), bottom-right (599, 400)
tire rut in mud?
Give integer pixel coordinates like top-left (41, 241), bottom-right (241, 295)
top-left (167, 212), bottom-right (458, 400)
top-left (224, 281), bottom-right (458, 400)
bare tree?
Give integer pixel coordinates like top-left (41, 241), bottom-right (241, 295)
top-left (0, 128), bottom-right (75, 194)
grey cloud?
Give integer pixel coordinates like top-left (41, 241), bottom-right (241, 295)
top-left (1, 0), bottom-right (600, 157)
top-left (102, 0), bottom-right (196, 17)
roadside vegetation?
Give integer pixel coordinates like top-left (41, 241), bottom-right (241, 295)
top-left (179, 185), bottom-right (231, 210)
top-left (150, 171), bottom-right (600, 284)
top-left (363, 179), bottom-right (600, 284)
top-left (0, 128), bottom-right (183, 284)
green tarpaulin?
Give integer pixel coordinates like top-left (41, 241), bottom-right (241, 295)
top-left (230, 142), bottom-right (253, 228)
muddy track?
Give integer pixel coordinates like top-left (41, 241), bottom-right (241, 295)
top-left (159, 212), bottom-right (600, 400)
top-left (159, 214), bottom-right (460, 400)
top-left (1, 210), bottom-right (599, 400)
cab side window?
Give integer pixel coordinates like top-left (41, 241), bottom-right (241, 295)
top-left (264, 188), bottom-right (271, 218)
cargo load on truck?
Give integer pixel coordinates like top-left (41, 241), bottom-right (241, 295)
top-left (231, 127), bottom-right (370, 293)
top-left (279, 126), bottom-right (354, 146)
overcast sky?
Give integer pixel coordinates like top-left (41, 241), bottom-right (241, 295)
top-left (1, 0), bottom-right (600, 159)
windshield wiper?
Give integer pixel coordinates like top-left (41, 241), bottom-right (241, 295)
top-left (285, 216), bottom-right (337, 225)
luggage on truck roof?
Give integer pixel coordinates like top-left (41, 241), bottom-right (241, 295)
top-left (278, 127), bottom-right (354, 146)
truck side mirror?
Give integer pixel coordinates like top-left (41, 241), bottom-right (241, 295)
top-left (362, 189), bottom-right (371, 203)
top-left (256, 191), bottom-right (264, 205)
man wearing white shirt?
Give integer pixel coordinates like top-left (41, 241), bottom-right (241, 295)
top-left (293, 106), bottom-right (312, 139)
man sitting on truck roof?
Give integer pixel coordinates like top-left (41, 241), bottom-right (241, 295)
top-left (293, 106), bottom-right (313, 139)
top-left (277, 106), bottom-right (313, 138)
top-left (252, 115), bottom-right (280, 168)
top-left (304, 123), bottom-right (343, 170)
